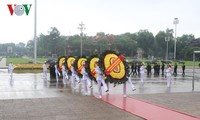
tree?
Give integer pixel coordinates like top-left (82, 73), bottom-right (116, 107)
top-left (26, 40), bottom-right (34, 57)
top-left (15, 42), bottom-right (27, 57)
top-left (154, 28), bottom-right (174, 59)
top-left (36, 27), bottom-right (67, 57)
top-left (22, 26), bottom-right (198, 60)
top-left (66, 35), bottom-right (82, 56)
top-left (114, 33), bottom-right (137, 57)
top-left (37, 34), bottom-right (48, 57)
top-left (155, 31), bottom-right (166, 58)
top-left (184, 46), bottom-right (200, 60)
top-left (136, 30), bottom-right (155, 58)
top-left (48, 27), bottom-right (61, 56)
top-left (176, 34), bottom-right (195, 60)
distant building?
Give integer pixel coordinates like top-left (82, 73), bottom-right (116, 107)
top-left (189, 38), bottom-right (200, 46)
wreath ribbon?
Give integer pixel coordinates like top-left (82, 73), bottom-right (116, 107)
top-left (105, 55), bottom-right (124, 75)
top-left (91, 69), bottom-right (96, 76)
top-left (77, 66), bottom-right (84, 73)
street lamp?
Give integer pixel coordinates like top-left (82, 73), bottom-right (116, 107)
top-left (165, 36), bottom-right (170, 61)
top-left (173, 18), bottom-right (179, 60)
top-left (78, 22), bottom-right (86, 56)
top-left (192, 51), bottom-right (200, 90)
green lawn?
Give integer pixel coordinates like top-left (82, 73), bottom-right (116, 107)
top-left (183, 60), bottom-right (200, 66)
top-left (6, 58), bottom-right (48, 65)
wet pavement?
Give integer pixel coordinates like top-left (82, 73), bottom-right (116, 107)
top-left (0, 91), bottom-right (142, 120)
top-left (133, 92), bottom-right (200, 118)
top-left (0, 66), bottom-right (200, 119)
top-left (1, 67), bottom-right (200, 99)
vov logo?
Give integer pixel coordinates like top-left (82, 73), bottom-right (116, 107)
top-left (7, 4), bottom-right (32, 16)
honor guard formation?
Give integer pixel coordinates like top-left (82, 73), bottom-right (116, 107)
top-left (45, 50), bottom-right (178, 98)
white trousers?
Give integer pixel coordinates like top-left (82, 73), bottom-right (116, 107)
top-left (82, 78), bottom-right (89, 94)
top-left (167, 75), bottom-right (171, 87)
top-left (97, 78), bottom-right (108, 97)
top-left (86, 78), bottom-right (91, 87)
top-left (55, 70), bottom-right (60, 82)
top-left (62, 71), bottom-right (68, 84)
top-left (71, 74), bottom-right (80, 88)
top-left (43, 71), bottom-right (47, 79)
top-left (127, 77), bottom-right (135, 90)
top-left (9, 70), bottom-right (13, 79)
top-left (140, 73), bottom-right (144, 83)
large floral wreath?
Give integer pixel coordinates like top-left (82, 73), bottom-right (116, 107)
top-left (86, 55), bottom-right (99, 83)
top-left (57, 56), bottom-right (67, 72)
top-left (74, 56), bottom-right (87, 78)
top-left (65, 56), bottom-right (76, 75)
top-left (99, 50), bottom-right (129, 84)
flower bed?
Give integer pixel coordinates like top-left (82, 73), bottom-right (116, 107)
top-left (14, 64), bottom-right (44, 70)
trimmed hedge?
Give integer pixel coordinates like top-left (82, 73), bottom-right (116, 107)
top-left (14, 64), bottom-right (45, 70)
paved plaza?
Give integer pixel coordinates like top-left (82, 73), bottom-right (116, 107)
top-left (0, 58), bottom-right (200, 119)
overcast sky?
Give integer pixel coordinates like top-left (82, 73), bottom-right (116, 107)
top-left (0, 0), bottom-right (200, 44)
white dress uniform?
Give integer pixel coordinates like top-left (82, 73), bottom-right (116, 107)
top-left (95, 65), bottom-right (108, 98)
top-left (166, 66), bottom-right (172, 87)
top-left (71, 66), bottom-right (80, 88)
top-left (54, 64), bottom-right (60, 82)
top-left (127, 76), bottom-right (136, 91)
top-left (140, 64), bottom-right (145, 83)
top-left (62, 64), bottom-right (68, 84)
top-left (8, 63), bottom-right (14, 79)
top-left (114, 76), bottom-right (136, 92)
top-left (81, 67), bottom-right (92, 95)
top-left (42, 63), bottom-right (47, 80)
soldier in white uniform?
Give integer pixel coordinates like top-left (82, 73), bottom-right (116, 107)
top-left (61, 62), bottom-right (68, 84)
top-left (71, 61), bottom-right (80, 88)
top-left (54, 62), bottom-right (60, 82)
top-left (8, 62), bottom-right (14, 79)
top-left (140, 62), bottom-right (145, 83)
top-left (95, 60), bottom-right (109, 98)
top-left (42, 61), bottom-right (47, 80)
top-left (81, 61), bottom-right (92, 95)
top-left (166, 64), bottom-right (172, 87)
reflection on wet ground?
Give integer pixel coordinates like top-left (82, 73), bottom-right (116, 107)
top-left (0, 68), bottom-right (200, 99)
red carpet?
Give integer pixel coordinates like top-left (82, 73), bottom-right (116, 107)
top-left (97, 94), bottom-right (200, 120)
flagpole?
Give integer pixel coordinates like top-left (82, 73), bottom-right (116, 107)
top-left (34, 0), bottom-right (37, 64)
